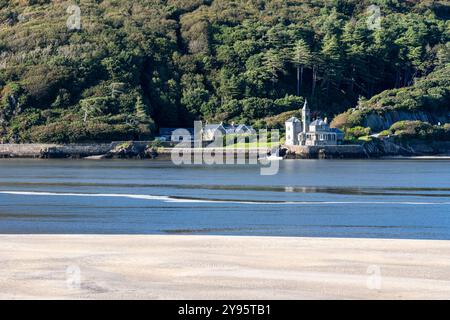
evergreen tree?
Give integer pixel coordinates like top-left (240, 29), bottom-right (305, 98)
top-left (321, 34), bottom-right (344, 95)
top-left (263, 49), bottom-right (285, 86)
top-left (291, 39), bottom-right (312, 96)
top-left (135, 96), bottom-right (148, 122)
top-left (80, 99), bottom-right (102, 123)
top-left (342, 19), bottom-right (372, 96)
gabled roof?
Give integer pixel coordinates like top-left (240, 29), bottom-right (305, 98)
top-left (159, 128), bottom-right (194, 136)
top-left (204, 124), bottom-right (226, 131)
top-left (235, 124), bottom-right (254, 132)
top-left (310, 119), bottom-right (327, 126)
top-left (222, 124), bottom-right (255, 134)
top-left (286, 117), bottom-right (300, 123)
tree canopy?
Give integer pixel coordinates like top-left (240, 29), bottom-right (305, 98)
top-left (0, 0), bottom-right (449, 142)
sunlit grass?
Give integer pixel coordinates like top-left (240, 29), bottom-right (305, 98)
top-left (225, 141), bottom-right (281, 148)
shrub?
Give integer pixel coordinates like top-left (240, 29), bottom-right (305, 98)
top-left (386, 120), bottom-right (450, 141)
top-left (345, 126), bottom-right (371, 141)
top-left (389, 120), bottom-right (434, 139)
top-left (29, 121), bottom-right (140, 143)
top-left (331, 109), bottom-right (365, 130)
top-left (378, 130), bottom-right (391, 137)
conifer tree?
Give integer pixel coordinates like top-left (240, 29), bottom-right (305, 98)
top-left (291, 39), bottom-right (312, 96)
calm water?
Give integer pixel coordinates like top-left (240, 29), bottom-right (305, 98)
top-left (0, 159), bottom-right (449, 239)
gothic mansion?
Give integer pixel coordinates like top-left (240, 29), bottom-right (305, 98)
top-left (285, 101), bottom-right (344, 146)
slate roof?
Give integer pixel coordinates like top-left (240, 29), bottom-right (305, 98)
top-left (286, 117), bottom-right (301, 123)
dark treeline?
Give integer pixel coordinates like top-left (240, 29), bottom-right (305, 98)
top-left (0, 0), bottom-right (449, 143)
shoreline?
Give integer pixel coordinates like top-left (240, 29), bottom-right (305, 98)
top-left (380, 155), bottom-right (450, 160)
top-left (2, 235), bottom-right (450, 300)
top-left (0, 142), bottom-right (449, 160)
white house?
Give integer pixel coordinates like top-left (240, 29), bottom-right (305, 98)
top-left (202, 123), bottom-right (227, 141)
top-left (285, 117), bottom-right (302, 146)
top-left (203, 123), bottom-right (254, 141)
top-left (285, 100), bottom-right (344, 146)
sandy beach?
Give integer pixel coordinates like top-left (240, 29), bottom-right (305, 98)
top-left (1, 235), bottom-right (450, 300)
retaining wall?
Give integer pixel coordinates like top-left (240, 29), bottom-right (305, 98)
top-left (0, 143), bottom-right (117, 158)
top-left (285, 145), bottom-right (367, 159)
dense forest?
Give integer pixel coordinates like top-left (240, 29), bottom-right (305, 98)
top-left (0, 0), bottom-right (449, 143)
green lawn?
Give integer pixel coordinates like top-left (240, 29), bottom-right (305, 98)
top-left (225, 141), bottom-right (281, 148)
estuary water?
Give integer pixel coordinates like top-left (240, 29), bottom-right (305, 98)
top-left (0, 159), bottom-right (449, 239)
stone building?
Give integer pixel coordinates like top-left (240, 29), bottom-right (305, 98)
top-left (285, 100), bottom-right (344, 146)
top-left (203, 123), bottom-right (254, 141)
top-left (202, 123), bottom-right (227, 141)
top-left (285, 117), bottom-right (302, 146)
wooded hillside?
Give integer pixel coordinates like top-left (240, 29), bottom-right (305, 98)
top-left (0, 0), bottom-right (449, 142)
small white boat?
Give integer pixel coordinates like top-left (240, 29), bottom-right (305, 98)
top-left (266, 154), bottom-right (283, 161)
top-left (260, 149), bottom-right (283, 161)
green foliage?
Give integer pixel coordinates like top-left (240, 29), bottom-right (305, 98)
top-left (0, 0), bottom-right (449, 142)
top-left (345, 126), bottom-right (371, 141)
top-left (148, 138), bottom-right (163, 150)
top-left (253, 110), bottom-right (302, 130)
top-left (378, 129), bottom-right (391, 137)
top-left (29, 121), bottom-right (140, 143)
top-left (387, 120), bottom-right (450, 140)
top-left (359, 66), bottom-right (450, 113)
top-left (333, 65), bottom-right (450, 130)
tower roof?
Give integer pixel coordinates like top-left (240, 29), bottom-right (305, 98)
top-left (302, 99), bottom-right (309, 111)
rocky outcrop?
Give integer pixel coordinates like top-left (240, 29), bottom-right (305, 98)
top-left (41, 144), bottom-right (114, 158)
top-left (363, 138), bottom-right (450, 157)
top-left (284, 138), bottom-right (450, 159)
top-left (363, 110), bottom-right (449, 132)
top-left (284, 145), bottom-right (367, 159)
top-left (0, 142), bottom-right (159, 159)
top-left (0, 143), bottom-right (114, 158)
top-left (103, 142), bottom-right (160, 159)
top-left (106, 142), bottom-right (146, 159)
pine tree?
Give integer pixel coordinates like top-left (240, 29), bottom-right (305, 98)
top-left (342, 20), bottom-right (372, 96)
top-left (263, 49), bottom-right (285, 86)
top-left (80, 99), bottom-right (102, 123)
top-left (135, 96), bottom-right (148, 122)
top-left (321, 34), bottom-right (344, 95)
top-left (311, 54), bottom-right (323, 97)
top-left (291, 39), bottom-right (312, 96)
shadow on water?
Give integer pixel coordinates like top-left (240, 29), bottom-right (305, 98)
top-left (0, 159), bottom-right (449, 239)
top-left (0, 181), bottom-right (450, 197)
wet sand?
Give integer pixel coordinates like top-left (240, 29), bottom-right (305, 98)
top-left (1, 235), bottom-right (450, 300)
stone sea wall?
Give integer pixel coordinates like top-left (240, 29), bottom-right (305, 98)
top-left (284, 145), bottom-right (367, 159)
top-left (0, 143), bottom-right (118, 158)
top-left (0, 140), bottom-right (448, 159)
top-left (0, 143), bottom-right (272, 159)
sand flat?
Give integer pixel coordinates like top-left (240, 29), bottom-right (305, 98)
top-left (1, 235), bottom-right (450, 299)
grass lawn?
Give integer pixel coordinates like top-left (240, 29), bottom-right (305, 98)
top-left (357, 136), bottom-right (373, 142)
top-left (225, 141), bottom-right (281, 148)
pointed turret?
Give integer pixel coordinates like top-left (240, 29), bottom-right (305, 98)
top-left (302, 99), bottom-right (309, 111)
top-left (302, 99), bottom-right (310, 133)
